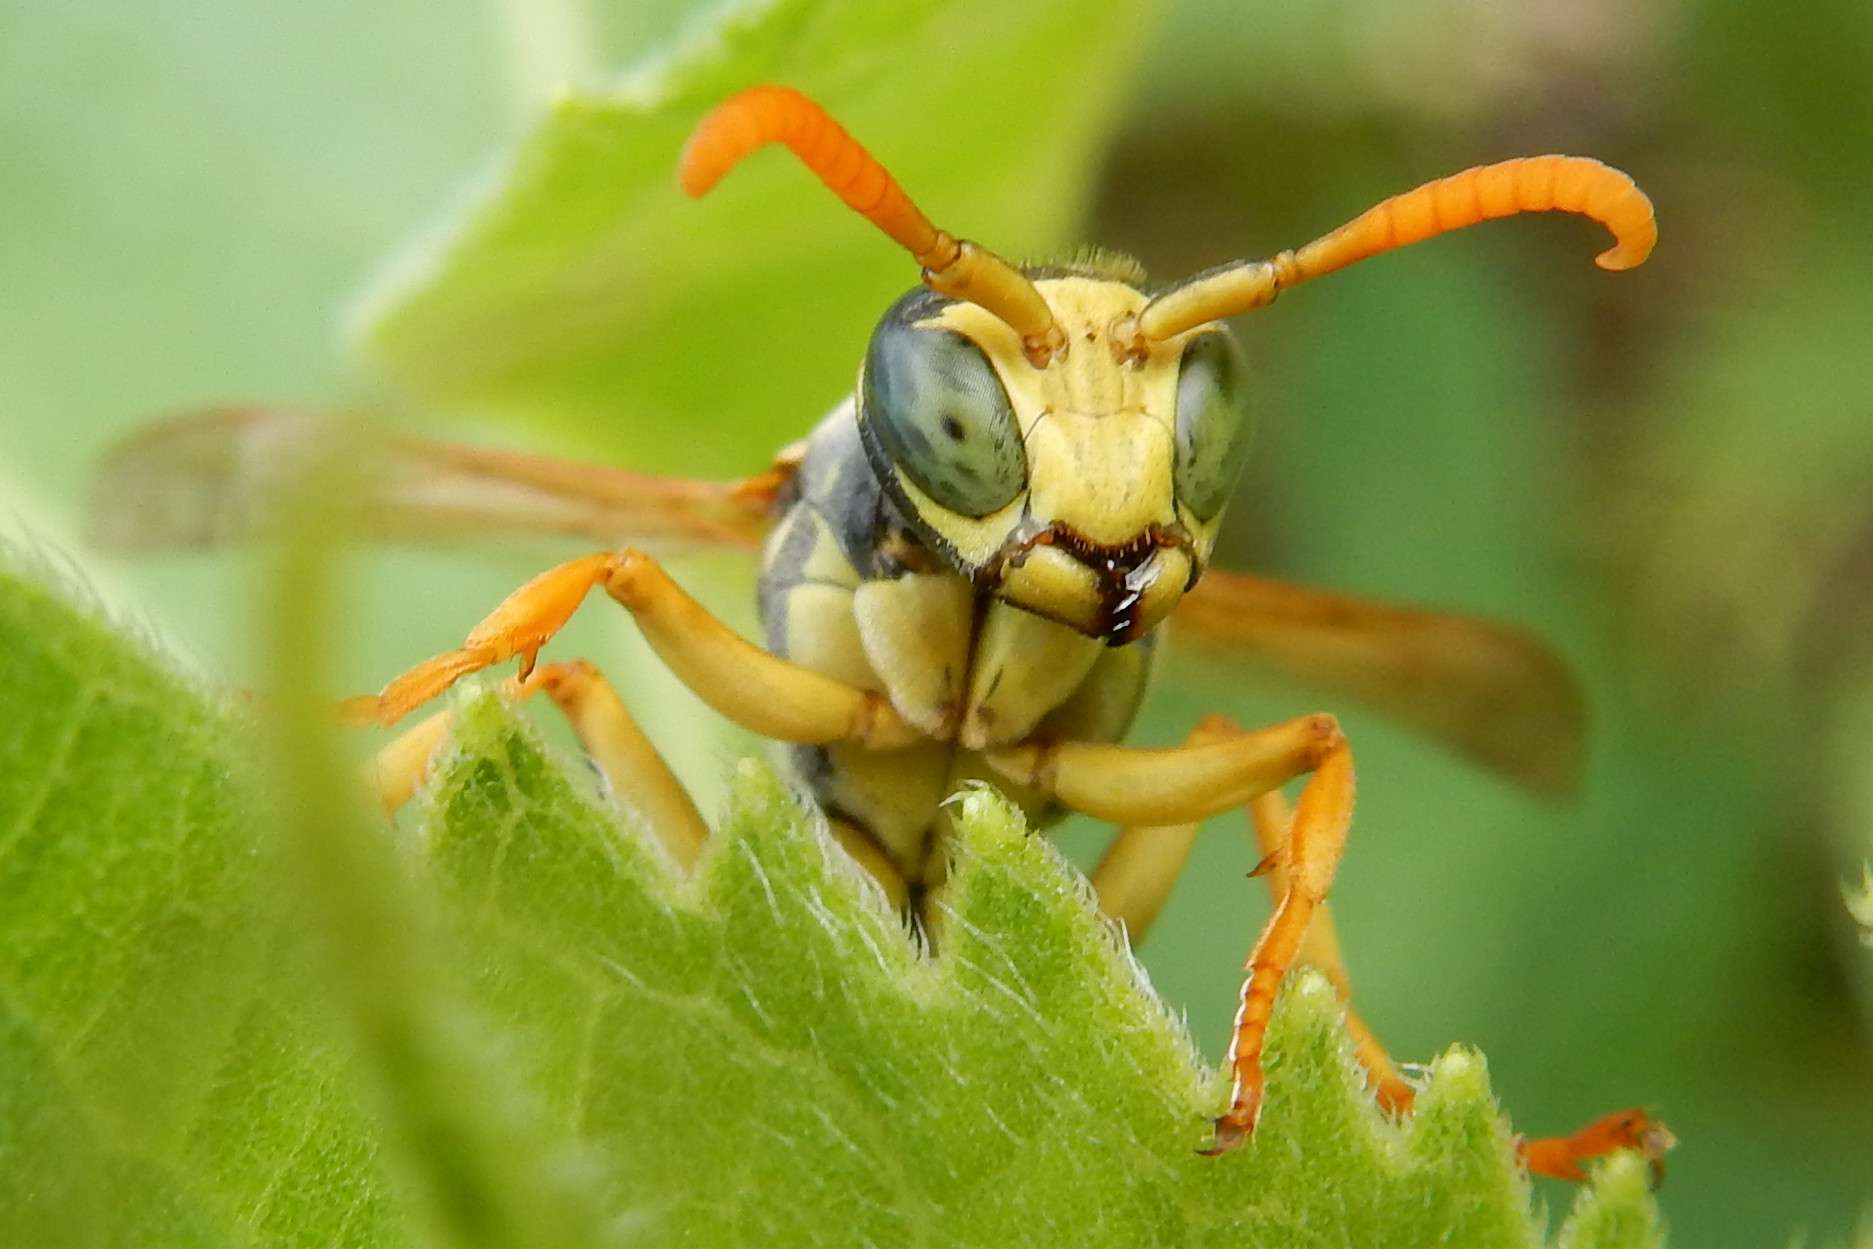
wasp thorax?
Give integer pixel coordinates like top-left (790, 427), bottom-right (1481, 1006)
top-left (857, 278), bottom-right (1253, 645)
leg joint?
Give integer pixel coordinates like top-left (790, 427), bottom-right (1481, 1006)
top-left (1303, 713), bottom-right (1345, 765)
top-left (600, 547), bottom-right (654, 609)
top-left (1192, 710), bottom-right (1344, 770)
top-left (988, 739), bottom-right (1058, 791)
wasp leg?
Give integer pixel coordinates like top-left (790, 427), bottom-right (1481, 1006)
top-left (1520, 1109), bottom-right (1676, 1185)
top-left (529, 660), bottom-right (709, 869)
top-left (1089, 817), bottom-right (1200, 944)
top-left (826, 817), bottom-right (912, 912)
top-left (1242, 741), bottom-right (1672, 1182)
top-left (986, 712), bottom-right (1351, 1152)
top-left (362, 673), bottom-right (540, 812)
top-left (1087, 719), bottom-right (1232, 942)
top-left (1208, 726), bottom-right (1354, 1154)
top-left (363, 660), bottom-right (712, 870)
top-left (339, 552), bottom-right (616, 725)
top-left (373, 666), bottom-right (909, 903)
top-left (343, 548), bottom-right (919, 750)
top-left (985, 713), bottom-right (1343, 826)
top-left (365, 702), bottom-right (468, 815)
top-left (1245, 782), bottom-right (1412, 1115)
top-left (1081, 714), bottom-right (1411, 1113)
top-left (359, 662), bottom-right (706, 857)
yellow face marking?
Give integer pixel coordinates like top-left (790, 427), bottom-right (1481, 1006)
top-left (886, 276), bottom-right (1227, 638)
top-left (933, 275), bottom-right (1182, 438)
top-left (931, 277), bottom-right (1214, 540)
top-left (1021, 410), bottom-right (1175, 547)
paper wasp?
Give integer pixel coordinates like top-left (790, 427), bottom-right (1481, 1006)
top-left (92, 84), bottom-right (1672, 1175)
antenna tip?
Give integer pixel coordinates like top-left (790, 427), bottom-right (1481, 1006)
top-left (675, 139), bottom-right (719, 199)
top-left (678, 84), bottom-right (795, 199)
top-left (1592, 233), bottom-right (1655, 271)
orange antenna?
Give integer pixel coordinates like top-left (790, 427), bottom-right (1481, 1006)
top-left (680, 85), bottom-right (1066, 366)
top-left (1123, 155), bottom-right (1656, 353)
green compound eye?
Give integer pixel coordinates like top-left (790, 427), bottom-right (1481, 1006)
top-left (862, 323), bottom-right (1027, 519)
top-left (1173, 330), bottom-right (1253, 521)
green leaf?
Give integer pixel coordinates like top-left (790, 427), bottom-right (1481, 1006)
top-left (1553, 1154), bottom-right (1666, 1249)
top-left (356, 0), bottom-right (1157, 472)
top-left (419, 688), bottom-right (1665, 1246)
top-left (1, 551), bottom-right (1664, 1246)
top-left (0, 543), bottom-right (616, 1249)
top-left (256, 472), bottom-right (621, 1249)
top-left (0, 549), bottom-right (398, 1247)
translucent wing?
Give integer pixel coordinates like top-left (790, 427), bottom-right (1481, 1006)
top-left (1173, 569), bottom-right (1585, 798)
top-left (87, 406), bottom-right (789, 554)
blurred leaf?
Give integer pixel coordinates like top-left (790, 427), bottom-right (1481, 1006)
top-left (1553, 1155), bottom-right (1666, 1249)
top-left (0, 548), bottom-right (398, 1247)
top-left (259, 457), bottom-right (622, 1249)
top-left (1599, 243), bottom-right (1873, 721)
top-left (358, 0), bottom-right (1156, 472)
top-left (1847, 864), bottom-right (1873, 948)
top-left (1679, 0), bottom-right (1873, 206)
top-left (0, 0), bottom-right (503, 519)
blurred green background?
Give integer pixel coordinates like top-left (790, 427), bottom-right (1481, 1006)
top-left (3, 2), bottom-right (1869, 1245)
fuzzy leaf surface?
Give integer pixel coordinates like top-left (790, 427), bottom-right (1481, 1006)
top-left (0, 558), bottom-right (1665, 1246)
top-left (0, 555), bottom-right (396, 1247)
top-left (413, 686), bottom-right (1665, 1247)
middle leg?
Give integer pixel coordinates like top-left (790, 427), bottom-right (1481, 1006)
top-left (1150, 719), bottom-right (1670, 1175)
top-left (1246, 784), bottom-right (1412, 1114)
top-left (1087, 717), bottom-right (1235, 941)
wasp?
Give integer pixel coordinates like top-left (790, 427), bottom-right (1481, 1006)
top-left (93, 84), bottom-right (1672, 1174)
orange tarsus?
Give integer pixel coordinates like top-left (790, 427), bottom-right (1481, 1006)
top-left (1519, 1107), bottom-right (1677, 1186)
top-left (1206, 734), bottom-right (1355, 1154)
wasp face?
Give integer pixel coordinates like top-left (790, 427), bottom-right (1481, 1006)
top-left (857, 273), bottom-right (1253, 644)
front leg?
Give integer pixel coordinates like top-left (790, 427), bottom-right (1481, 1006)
top-left (1207, 731), bottom-right (1354, 1153)
top-left (1035, 718), bottom-right (1671, 1175)
top-left (987, 714), bottom-right (1352, 1152)
top-left (343, 548), bottom-right (920, 750)
top-left (1244, 784), bottom-right (1412, 1117)
top-left (1084, 716), bottom-right (1411, 1117)
top-left (985, 713), bottom-right (1343, 826)
top-left (1084, 718), bottom-right (1234, 942)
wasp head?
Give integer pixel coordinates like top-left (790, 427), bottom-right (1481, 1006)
top-left (856, 268), bottom-right (1252, 644)
top-left (686, 88), bottom-right (1652, 647)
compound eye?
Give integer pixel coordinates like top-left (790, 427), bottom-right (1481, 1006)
top-left (863, 324), bottom-right (1026, 518)
top-left (1173, 330), bottom-right (1253, 521)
